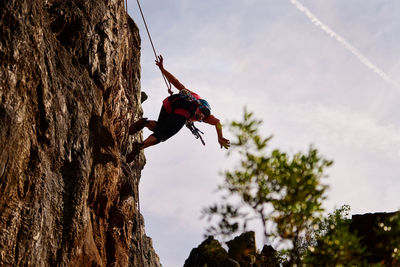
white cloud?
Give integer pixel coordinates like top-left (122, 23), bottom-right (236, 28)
top-left (285, 103), bottom-right (400, 160)
top-left (290, 0), bottom-right (398, 87)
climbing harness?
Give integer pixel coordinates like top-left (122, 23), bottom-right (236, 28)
top-left (135, 0), bottom-right (172, 95)
top-left (162, 92), bottom-right (208, 146)
top-left (178, 89), bottom-right (209, 145)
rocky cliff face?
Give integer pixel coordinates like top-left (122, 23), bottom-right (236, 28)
top-left (0, 0), bottom-right (160, 266)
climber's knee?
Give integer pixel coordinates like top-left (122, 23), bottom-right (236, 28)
top-left (150, 133), bottom-right (163, 144)
top-left (146, 120), bottom-right (157, 131)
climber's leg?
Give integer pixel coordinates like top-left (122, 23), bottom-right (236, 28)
top-left (126, 135), bottom-right (159, 163)
top-left (129, 104), bottom-right (168, 135)
top-left (126, 141), bottom-right (142, 163)
top-left (151, 113), bottom-right (187, 143)
top-left (146, 120), bottom-right (157, 131)
top-left (129, 118), bottom-right (149, 135)
top-left (142, 135), bottom-right (158, 149)
top-left (126, 104), bottom-right (187, 163)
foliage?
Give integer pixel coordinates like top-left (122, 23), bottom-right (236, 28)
top-left (303, 205), bottom-right (367, 266)
top-left (373, 212), bottom-right (400, 265)
top-left (203, 109), bottom-right (400, 265)
top-left (203, 109), bottom-right (332, 264)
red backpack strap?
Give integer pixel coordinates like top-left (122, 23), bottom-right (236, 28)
top-left (162, 96), bottom-right (192, 119)
top-left (162, 96), bottom-right (181, 114)
top-left (163, 98), bottom-right (173, 113)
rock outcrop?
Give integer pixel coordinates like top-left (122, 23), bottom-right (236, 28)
top-left (186, 213), bottom-right (400, 266)
top-left (0, 0), bottom-right (160, 266)
top-left (184, 232), bottom-right (279, 267)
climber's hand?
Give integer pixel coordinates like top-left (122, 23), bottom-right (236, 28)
top-left (218, 137), bottom-right (230, 149)
top-left (155, 55), bottom-right (164, 70)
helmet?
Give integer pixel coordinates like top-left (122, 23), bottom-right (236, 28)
top-left (198, 99), bottom-right (211, 118)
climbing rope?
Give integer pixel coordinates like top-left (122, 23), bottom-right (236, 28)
top-left (135, 0), bottom-right (173, 95)
top-left (136, 176), bottom-right (145, 266)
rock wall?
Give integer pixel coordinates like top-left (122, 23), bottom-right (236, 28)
top-left (0, 0), bottom-right (160, 266)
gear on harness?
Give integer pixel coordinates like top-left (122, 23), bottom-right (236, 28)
top-left (176, 88), bottom-right (211, 145)
top-left (186, 121), bottom-right (206, 146)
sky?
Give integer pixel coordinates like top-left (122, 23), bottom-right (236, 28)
top-left (127, 0), bottom-right (400, 266)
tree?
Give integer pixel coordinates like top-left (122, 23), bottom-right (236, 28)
top-left (381, 213), bottom-right (400, 264)
top-left (203, 109), bottom-right (332, 264)
top-left (303, 205), bottom-right (366, 266)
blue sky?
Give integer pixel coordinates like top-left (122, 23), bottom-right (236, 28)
top-left (127, 0), bottom-right (400, 266)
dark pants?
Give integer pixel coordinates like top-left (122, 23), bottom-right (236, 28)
top-left (150, 106), bottom-right (187, 143)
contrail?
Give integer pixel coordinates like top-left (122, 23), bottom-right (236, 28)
top-left (290, 0), bottom-right (398, 87)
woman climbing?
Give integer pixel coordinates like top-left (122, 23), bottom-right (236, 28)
top-left (126, 55), bottom-right (230, 163)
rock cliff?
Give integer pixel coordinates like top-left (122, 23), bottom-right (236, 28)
top-left (0, 0), bottom-right (160, 266)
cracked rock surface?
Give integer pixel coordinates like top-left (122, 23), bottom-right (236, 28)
top-left (0, 0), bottom-right (160, 266)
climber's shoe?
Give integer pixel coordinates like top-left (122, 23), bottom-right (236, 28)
top-left (126, 142), bottom-right (142, 163)
top-left (129, 118), bottom-right (148, 135)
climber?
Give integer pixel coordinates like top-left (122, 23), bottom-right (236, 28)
top-left (126, 55), bottom-right (230, 163)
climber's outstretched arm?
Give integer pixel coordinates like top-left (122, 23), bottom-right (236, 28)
top-left (155, 55), bottom-right (185, 91)
top-left (203, 115), bottom-right (230, 149)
